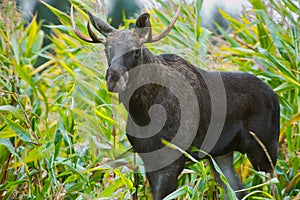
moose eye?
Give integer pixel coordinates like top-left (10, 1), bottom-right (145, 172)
top-left (132, 49), bottom-right (140, 58)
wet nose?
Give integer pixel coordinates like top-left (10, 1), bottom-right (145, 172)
top-left (106, 68), bottom-right (120, 82)
top-left (106, 65), bottom-right (127, 93)
top-left (106, 69), bottom-right (118, 92)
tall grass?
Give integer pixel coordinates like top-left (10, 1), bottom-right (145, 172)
top-left (0, 0), bottom-right (299, 199)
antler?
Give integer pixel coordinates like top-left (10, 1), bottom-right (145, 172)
top-left (71, 6), bottom-right (105, 43)
top-left (143, 2), bottom-right (181, 44)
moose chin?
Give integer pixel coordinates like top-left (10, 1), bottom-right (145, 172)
top-left (71, 4), bottom-right (279, 200)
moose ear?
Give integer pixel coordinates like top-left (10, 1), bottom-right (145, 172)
top-left (88, 12), bottom-right (116, 37)
top-left (134, 13), bottom-right (150, 38)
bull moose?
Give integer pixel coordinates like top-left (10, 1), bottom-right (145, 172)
top-left (70, 4), bottom-right (279, 200)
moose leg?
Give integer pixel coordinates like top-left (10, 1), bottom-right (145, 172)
top-left (145, 156), bottom-right (185, 200)
top-left (210, 152), bottom-right (246, 200)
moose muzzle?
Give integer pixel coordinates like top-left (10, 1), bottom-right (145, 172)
top-left (106, 65), bottom-right (129, 93)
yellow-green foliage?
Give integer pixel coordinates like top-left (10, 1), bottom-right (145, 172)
top-left (0, 0), bottom-right (299, 199)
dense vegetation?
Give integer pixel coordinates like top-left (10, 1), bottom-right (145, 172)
top-left (0, 0), bottom-right (299, 199)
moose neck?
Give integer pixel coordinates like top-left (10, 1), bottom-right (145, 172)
top-left (119, 45), bottom-right (162, 124)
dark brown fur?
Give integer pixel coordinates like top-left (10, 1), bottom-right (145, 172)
top-left (121, 51), bottom-right (279, 199)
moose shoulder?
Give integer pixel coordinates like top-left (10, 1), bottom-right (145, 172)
top-left (71, 5), bottom-right (279, 200)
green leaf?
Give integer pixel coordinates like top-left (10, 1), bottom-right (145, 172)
top-left (13, 63), bottom-right (38, 96)
top-left (11, 37), bottom-right (20, 65)
top-left (0, 138), bottom-right (19, 158)
top-left (163, 186), bottom-right (189, 200)
top-left (2, 117), bottom-right (32, 142)
top-left (22, 146), bottom-right (43, 164)
top-left (0, 105), bottom-right (23, 121)
top-left (114, 169), bottom-right (134, 191)
top-left (63, 174), bottom-right (79, 184)
top-left (40, 1), bottom-right (71, 26)
top-left (0, 53), bottom-right (10, 65)
top-left (94, 108), bottom-right (117, 125)
top-left (37, 179), bottom-right (51, 198)
top-left (154, 8), bottom-right (180, 33)
top-left (196, 0), bottom-right (204, 41)
top-left (215, 23), bottom-right (240, 47)
top-left (48, 154), bottom-right (59, 186)
top-left (199, 150), bottom-right (238, 200)
top-left (291, 25), bottom-right (299, 65)
top-left (24, 15), bottom-right (40, 57)
top-left (0, 179), bottom-right (26, 190)
top-left (249, 0), bottom-right (267, 10)
top-left (44, 25), bottom-right (69, 33)
top-left (258, 47), bottom-right (298, 82)
top-left (54, 128), bottom-right (62, 160)
top-left (99, 178), bottom-right (123, 197)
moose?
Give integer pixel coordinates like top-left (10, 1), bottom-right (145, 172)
top-left (71, 4), bottom-right (279, 200)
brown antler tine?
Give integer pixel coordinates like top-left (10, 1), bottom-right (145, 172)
top-left (145, 2), bottom-right (181, 43)
top-left (87, 22), bottom-right (105, 43)
top-left (71, 6), bottom-right (102, 43)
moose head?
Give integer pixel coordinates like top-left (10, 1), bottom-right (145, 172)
top-left (71, 5), bottom-right (181, 93)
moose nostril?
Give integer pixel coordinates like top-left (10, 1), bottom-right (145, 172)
top-left (106, 83), bottom-right (115, 93)
top-left (109, 71), bottom-right (121, 82)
